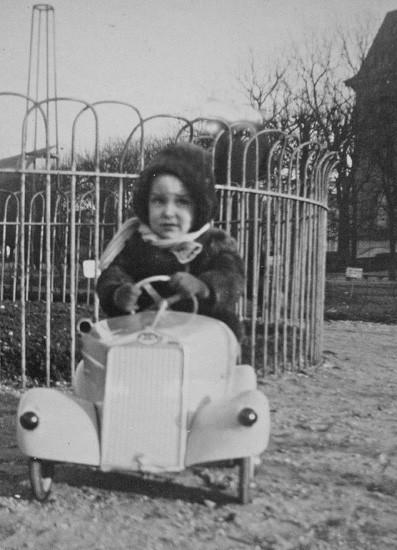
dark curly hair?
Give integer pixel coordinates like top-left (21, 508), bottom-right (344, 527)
top-left (133, 142), bottom-right (218, 232)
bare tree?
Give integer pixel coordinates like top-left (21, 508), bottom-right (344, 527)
top-left (338, 14), bottom-right (376, 73)
top-left (235, 16), bottom-right (379, 268)
top-left (235, 50), bottom-right (293, 130)
top-left (290, 33), bottom-right (356, 265)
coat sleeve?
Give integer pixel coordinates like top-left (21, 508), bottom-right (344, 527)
top-left (96, 247), bottom-right (136, 317)
top-left (197, 230), bottom-right (245, 313)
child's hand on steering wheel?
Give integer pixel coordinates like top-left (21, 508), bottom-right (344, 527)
top-left (170, 272), bottom-right (210, 300)
top-left (113, 283), bottom-right (142, 313)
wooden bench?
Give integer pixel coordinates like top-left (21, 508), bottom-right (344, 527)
top-left (345, 267), bottom-right (390, 282)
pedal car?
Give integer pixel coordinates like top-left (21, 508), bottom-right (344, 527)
top-left (17, 275), bottom-right (270, 504)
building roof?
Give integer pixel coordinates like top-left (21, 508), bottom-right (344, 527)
top-left (0, 147), bottom-right (55, 169)
top-left (346, 10), bottom-right (397, 92)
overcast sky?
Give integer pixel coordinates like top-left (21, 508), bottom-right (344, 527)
top-left (0, 0), bottom-right (396, 157)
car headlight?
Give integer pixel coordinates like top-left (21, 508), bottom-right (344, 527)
top-left (78, 318), bottom-right (93, 334)
top-left (238, 407), bottom-right (258, 427)
top-left (19, 411), bottom-right (39, 430)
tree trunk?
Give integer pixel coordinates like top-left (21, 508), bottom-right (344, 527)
top-left (387, 199), bottom-right (397, 281)
top-left (337, 205), bottom-right (351, 269)
top-left (350, 168), bottom-right (358, 261)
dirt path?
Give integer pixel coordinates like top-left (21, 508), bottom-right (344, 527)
top-left (1, 320), bottom-right (396, 549)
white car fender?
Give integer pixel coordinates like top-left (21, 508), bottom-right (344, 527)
top-left (226, 364), bottom-right (257, 395)
top-left (17, 388), bottom-right (100, 466)
top-left (185, 389), bottom-right (270, 466)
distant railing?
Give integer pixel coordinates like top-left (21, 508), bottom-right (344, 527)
top-left (0, 94), bottom-right (337, 386)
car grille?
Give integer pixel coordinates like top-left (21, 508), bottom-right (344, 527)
top-left (100, 342), bottom-right (186, 472)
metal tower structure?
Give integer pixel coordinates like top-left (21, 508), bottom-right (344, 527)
top-left (26, 3), bottom-right (59, 165)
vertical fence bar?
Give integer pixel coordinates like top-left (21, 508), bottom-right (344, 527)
top-left (69, 167), bottom-right (76, 381)
top-left (62, 194), bottom-right (70, 302)
top-left (19, 100), bottom-right (46, 389)
top-left (69, 99), bottom-right (100, 379)
top-left (45, 155), bottom-right (51, 386)
top-left (20, 168), bottom-right (27, 389)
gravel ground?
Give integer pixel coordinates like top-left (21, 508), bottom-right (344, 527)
top-left (0, 320), bottom-right (396, 549)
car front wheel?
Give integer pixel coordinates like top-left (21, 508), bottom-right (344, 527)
top-left (29, 458), bottom-right (54, 501)
top-left (238, 457), bottom-right (252, 504)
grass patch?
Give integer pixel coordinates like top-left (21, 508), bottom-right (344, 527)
top-left (0, 302), bottom-right (93, 385)
top-left (325, 279), bottom-right (397, 323)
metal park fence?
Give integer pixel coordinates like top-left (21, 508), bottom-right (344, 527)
top-left (0, 94), bottom-right (337, 386)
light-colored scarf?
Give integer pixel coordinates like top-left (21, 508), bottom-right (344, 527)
top-left (99, 217), bottom-right (210, 271)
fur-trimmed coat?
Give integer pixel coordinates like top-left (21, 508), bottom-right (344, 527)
top-left (96, 222), bottom-right (245, 339)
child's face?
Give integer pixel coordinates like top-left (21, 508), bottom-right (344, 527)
top-left (148, 174), bottom-right (194, 239)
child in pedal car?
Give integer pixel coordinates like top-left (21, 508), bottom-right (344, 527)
top-left (96, 142), bottom-right (245, 340)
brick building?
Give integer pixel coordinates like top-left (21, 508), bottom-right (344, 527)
top-left (346, 10), bottom-right (397, 262)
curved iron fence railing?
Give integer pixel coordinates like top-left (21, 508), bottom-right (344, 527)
top-left (0, 94), bottom-right (337, 386)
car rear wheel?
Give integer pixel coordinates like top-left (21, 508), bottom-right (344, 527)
top-left (238, 457), bottom-right (252, 504)
top-left (29, 458), bottom-right (54, 501)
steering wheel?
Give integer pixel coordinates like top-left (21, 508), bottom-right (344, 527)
top-left (134, 275), bottom-right (198, 318)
